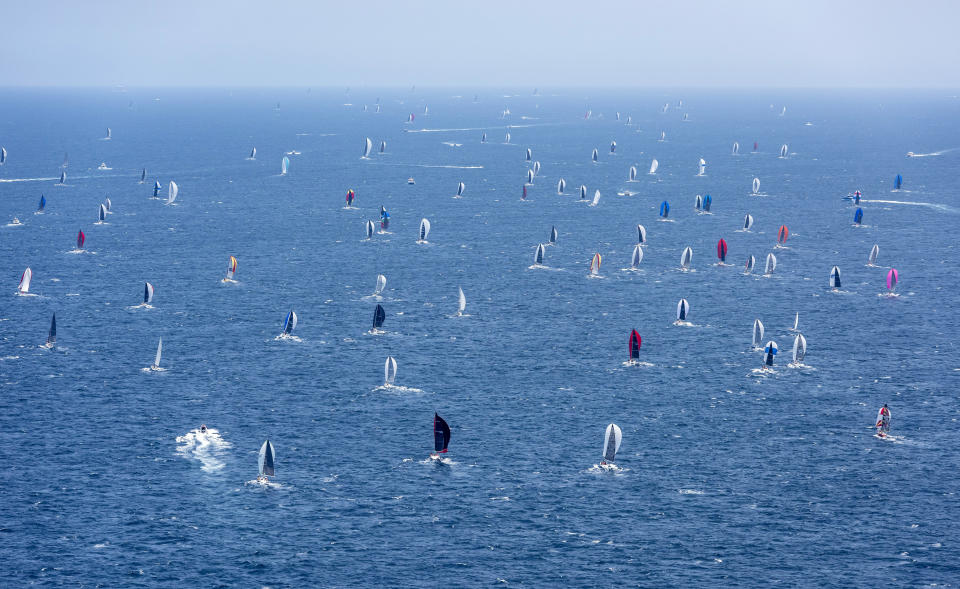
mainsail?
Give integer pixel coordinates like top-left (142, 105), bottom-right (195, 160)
top-left (602, 423), bottom-right (622, 462)
top-left (259, 440), bottom-right (276, 477)
top-left (434, 413), bottom-right (451, 453)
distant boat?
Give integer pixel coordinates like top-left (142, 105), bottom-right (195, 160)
top-left (0, 146), bottom-right (6, 164)
top-left (258, 440), bottom-right (276, 478)
top-left (764, 341), bottom-right (778, 366)
top-left (792, 312), bottom-right (799, 331)
top-left (637, 224), bottom-right (647, 244)
top-left (166, 181), bottom-right (178, 205)
top-left (59, 171), bottom-right (66, 185)
top-left (649, 159), bottom-right (659, 174)
top-left (379, 140), bottom-right (386, 153)
top-left (628, 330), bottom-right (641, 360)
top-left (522, 185), bottom-right (527, 200)
top-left (365, 220), bottom-right (375, 239)
top-left (779, 106), bottom-right (787, 116)
top-left (456, 182), bottom-right (465, 197)
top-left (98, 203), bottom-right (107, 222)
top-left (702, 194), bottom-right (712, 212)
top-left (854, 208), bottom-right (863, 225)
top-left (418, 218), bottom-right (431, 242)
top-left (717, 239), bottom-right (728, 262)
top-left (144, 282), bottom-right (155, 305)
top-left (248, 147), bottom-right (257, 160)
top-left (151, 337), bottom-right (162, 369)
top-left (481, 132), bottom-right (487, 143)
top-left (744, 255), bottom-right (755, 274)
top-left (457, 287), bottom-right (466, 315)
top-left (372, 304), bottom-right (386, 329)
top-left (375, 274), bottom-right (386, 295)
top-left (752, 319), bottom-right (764, 348)
top-left (104, 127), bottom-right (112, 140)
top-left (777, 225), bottom-right (789, 245)
top-left (362, 137), bottom-right (373, 159)
top-left (281, 156), bottom-right (290, 174)
top-left (104, 198), bottom-right (112, 212)
top-left (140, 168), bottom-right (146, 183)
top-left (764, 253), bottom-right (777, 275)
top-left (37, 195), bottom-right (46, 212)
top-left (631, 244), bottom-right (643, 268)
top-left (780, 144), bottom-right (788, 158)
top-left (549, 226), bottom-right (558, 244)
top-left (592, 148), bottom-right (599, 162)
top-left (380, 206), bottom-right (390, 230)
top-left (752, 178), bottom-right (760, 194)
top-left (894, 174), bottom-right (902, 190)
top-left (887, 268), bottom-right (899, 291)
top-left (589, 253), bottom-right (601, 275)
top-left (346, 189), bottom-right (355, 206)
top-left (77, 229), bottom-right (85, 249)
top-left (153, 180), bottom-right (161, 197)
top-left (557, 178), bottom-right (566, 194)
top-left (792, 334), bottom-right (807, 364)
top-left (732, 142), bottom-right (740, 155)
top-left (532, 161), bottom-right (540, 176)
top-left (226, 256), bottom-right (238, 281)
top-left (659, 201), bottom-right (670, 218)
top-left (680, 246), bottom-right (693, 269)
top-left (682, 113), bottom-right (689, 121)
top-left (526, 148), bottom-right (532, 161)
top-left (590, 190), bottom-right (601, 206)
top-left (602, 423), bottom-right (622, 463)
top-left (659, 131), bottom-right (665, 142)
top-left (676, 298), bottom-right (691, 321)
top-left (504, 132), bottom-right (511, 144)
top-left (17, 268), bottom-right (33, 294)
top-left (695, 195), bottom-right (702, 211)
top-left (384, 356), bottom-right (397, 385)
top-left (610, 141), bottom-right (616, 154)
top-left (628, 166), bottom-right (637, 181)
top-left (46, 313), bottom-right (56, 348)
top-left (433, 413), bottom-right (451, 456)
top-left (534, 243), bottom-right (545, 265)
top-left (526, 169), bottom-right (534, 184)
top-left (743, 214), bottom-right (754, 231)
top-left (282, 311), bottom-right (298, 335)
top-left (579, 185), bottom-right (587, 200)
top-left (408, 113), bottom-right (415, 123)
top-left (697, 158), bottom-right (706, 176)
top-left (829, 265), bottom-right (841, 288)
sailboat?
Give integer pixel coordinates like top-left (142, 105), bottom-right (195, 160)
top-left (695, 195), bottom-right (703, 211)
top-left (258, 440), bottom-right (276, 481)
top-left (610, 140), bottom-right (617, 154)
top-left (887, 269), bottom-right (899, 292)
top-left (601, 423), bottom-right (622, 465)
top-left (752, 178), bottom-right (760, 194)
top-left (76, 229), bottom-right (85, 250)
top-left (589, 253), bottom-right (601, 276)
top-left (281, 156), bottom-right (290, 175)
top-left (526, 169), bottom-right (534, 184)
top-left (45, 313), bottom-right (57, 348)
top-left (579, 185), bottom-right (587, 200)
top-left (779, 144), bottom-right (788, 158)
top-left (628, 166), bottom-right (637, 181)
top-left (248, 147), bottom-right (257, 160)
top-left (732, 142), bottom-right (740, 155)
top-left (58, 171), bottom-right (66, 185)
top-left (140, 168), bottom-right (146, 183)
top-left (150, 337), bottom-right (163, 370)
top-left (153, 180), bottom-right (161, 198)
top-left (591, 148), bottom-right (599, 162)
top-left (417, 218), bottom-right (431, 243)
top-left (384, 356), bottom-right (397, 385)
top-left (680, 246), bottom-right (693, 270)
top-left (224, 256), bottom-right (238, 282)
top-left (628, 330), bottom-right (641, 361)
top-left (281, 311), bottom-right (298, 336)
top-left (143, 282), bottom-right (155, 305)
top-left (97, 203), bottom-right (107, 223)
top-left (166, 181), bottom-right (178, 205)
top-left (637, 225), bottom-right (647, 245)
top-left (763, 341), bottom-right (778, 367)
top-left (659, 131), bottom-right (665, 142)
top-left (104, 198), bottom-right (112, 213)
top-left (521, 185), bottom-right (527, 200)
top-left (854, 208), bottom-right (863, 225)
top-left (481, 132), bottom-right (487, 143)
top-left (379, 206), bottom-right (390, 231)
top-left (717, 239), bottom-right (728, 263)
top-left (744, 255), bottom-right (755, 274)
top-left (791, 312), bottom-right (799, 331)
top-left (362, 137), bottom-right (373, 159)
top-left (432, 413), bottom-right (451, 458)
top-left (649, 159), bottom-right (659, 174)
top-left (743, 214), bottom-right (754, 231)
top-left (868, 244), bottom-right (879, 266)
top-left (777, 225), bottom-right (789, 246)
top-left (791, 334), bottom-right (807, 364)
top-left (660, 201), bottom-right (670, 219)
top-left (504, 131), bottom-right (511, 144)
top-left (457, 287), bottom-right (466, 316)
top-left (590, 190), bottom-right (601, 206)
top-left (829, 266), bottom-right (841, 289)
top-left (631, 244), bottom-right (643, 268)
top-left (557, 178), bottom-right (566, 194)
top-left (104, 127), bottom-right (112, 140)
top-left (365, 220), bottom-right (375, 239)
top-left (752, 319), bottom-right (764, 348)
top-left (379, 140), bottom-right (386, 153)
top-left (532, 161), bottom-right (540, 176)
top-left (0, 146), bottom-right (6, 164)
top-left (534, 243), bottom-right (546, 265)
top-left (764, 253), bottom-right (777, 275)
top-left (456, 182), bottom-right (465, 198)
top-left (894, 174), bottom-right (903, 190)
top-left (549, 226), bottom-right (558, 244)
top-left (372, 304), bottom-right (386, 330)
top-left (37, 195), bottom-right (46, 213)
top-left (702, 194), bottom-right (712, 212)
top-left (526, 148), bottom-right (532, 161)
top-left (346, 189), bottom-right (355, 206)
top-left (697, 158), bottom-right (706, 176)
top-left (375, 274), bottom-right (387, 295)
top-left (676, 298), bottom-right (691, 323)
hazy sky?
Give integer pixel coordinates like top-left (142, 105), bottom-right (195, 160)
top-left (2, 0), bottom-right (957, 87)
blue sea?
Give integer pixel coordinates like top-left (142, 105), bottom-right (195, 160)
top-left (1, 88), bottom-right (958, 587)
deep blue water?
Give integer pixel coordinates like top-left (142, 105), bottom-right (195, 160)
top-left (1, 88), bottom-right (959, 587)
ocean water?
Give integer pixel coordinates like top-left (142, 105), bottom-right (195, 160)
top-left (1, 88), bottom-right (958, 587)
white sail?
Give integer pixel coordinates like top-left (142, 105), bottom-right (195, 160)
top-left (868, 244), bottom-right (879, 265)
top-left (793, 312), bottom-right (799, 331)
top-left (698, 158), bottom-right (706, 176)
top-left (144, 282), bottom-right (155, 304)
top-left (365, 220), bottom-right (375, 239)
top-left (154, 337), bottom-right (162, 368)
top-left (649, 159), bottom-right (658, 174)
top-left (418, 218), bottom-right (431, 241)
top-left (98, 203), bottom-right (107, 221)
top-left (680, 246), bottom-right (693, 269)
top-left (534, 243), bottom-right (545, 265)
top-left (0, 146), bottom-right (6, 164)
top-left (591, 190), bottom-right (601, 206)
top-left (752, 178), bottom-right (760, 194)
top-left (695, 195), bottom-right (703, 210)
top-left (106, 127), bottom-right (112, 140)
top-left (550, 226), bottom-right (558, 244)
top-left (249, 147), bottom-right (256, 159)
top-left (375, 274), bottom-right (386, 295)
top-left (602, 423), bottom-right (622, 463)
top-left (166, 181), bottom-right (178, 204)
top-left (732, 142), bottom-right (740, 155)
top-left (18, 267), bottom-right (32, 294)
top-left (676, 298), bottom-right (691, 321)
top-left (764, 252), bottom-right (777, 274)
top-left (780, 144), bottom-right (788, 158)
top-left (637, 224), bottom-right (647, 244)
top-left (379, 140), bottom-right (386, 153)
top-left (629, 166), bottom-right (637, 181)
top-left (457, 287), bottom-right (466, 314)
top-left (557, 178), bottom-right (566, 194)
top-left (526, 169), bottom-right (534, 184)
top-left (533, 161), bottom-right (540, 176)
top-left (631, 244), bottom-right (643, 268)
top-left (591, 148), bottom-right (598, 162)
top-left (504, 132), bottom-right (511, 143)
top-left (752, 319), bottom-right (764, 347)
top-left (579, 185), bottom-right (587, 199)
top-left (610, 140), bottom-right (616, 153)
top-left (258, 440), bottom-right (276, 477)
top-left (384, 356), bottom-right (397, 384)
top-left (457, 181), bottom-right (465, 197)
top-left (743, 214), bottom-right (754, 230)
top-left (792, 334), bottom-right (807, 363)
top-left (745, 255), bottom-right (756, 274)
top-left (659, 131), bottom-right (665, 141)
top-left (362, 137), bottom-right (373, 158)
top-left (526, 148), bottom-right (532, 161)
top-left (830, 266), bottom-right (842, 288)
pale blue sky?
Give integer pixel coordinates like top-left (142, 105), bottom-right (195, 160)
top-left (1, 0), bottom-right (956, 87)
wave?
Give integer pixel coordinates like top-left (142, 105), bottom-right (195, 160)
top-left (175, 427), bottom-right (232, 472)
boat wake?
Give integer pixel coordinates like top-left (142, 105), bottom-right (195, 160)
top-left (274, 334), bottom-right (303, 342)
top-left (175, 427), bottom-right (232, 472)
top-left (906, 147), bottom-right (957, 157)
top-left (246, 478), bottom-right (283, 488)
top-left (588, 463), bottom-right (627, 474)
top-left (374, 384), bottom-right (425, 394)
top-left (673, 320), bottom-right (696, 327)
top-left (422, 455), bottom-right (455, 465)
top-left (861, 199), bottom-right (959, 213)
top-left (126, 303), bottom-right (154, 311)
top-left (0, 176), bottom-right (59, 183)
top-left (622, 360), bottom-right (654, 367)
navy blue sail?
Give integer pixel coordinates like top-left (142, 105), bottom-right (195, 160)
top-left (894, 174), bottom-right (902, 190)
top-left (37, 194), bottom-right (45, 212)
top-left (153, 180), bottom-right (161, 197)
top-left (433, 413), bottom-right (451, 453)
top-left (854, 208), bottom-right (863, 224)
top-left (372, 304), bottom-right (386, 329)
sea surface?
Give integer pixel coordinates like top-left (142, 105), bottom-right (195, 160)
top-left (1, 88), bottom-right (958, 587)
